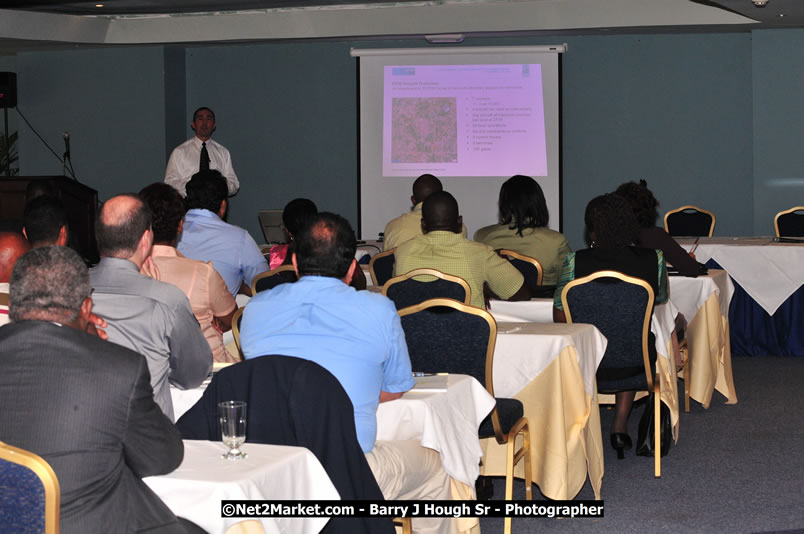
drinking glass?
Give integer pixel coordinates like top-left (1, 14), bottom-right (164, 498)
top-left (218, 401), bottom-right (247, 460)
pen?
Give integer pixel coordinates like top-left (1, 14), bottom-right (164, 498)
top-left (689, 237), bottom-right (700, 255)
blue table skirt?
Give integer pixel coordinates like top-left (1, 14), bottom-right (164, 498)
top-left (706, 260), bottom-right (804, 356)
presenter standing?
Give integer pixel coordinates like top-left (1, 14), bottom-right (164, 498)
top-left (165, 107), bottom-right (239, 197)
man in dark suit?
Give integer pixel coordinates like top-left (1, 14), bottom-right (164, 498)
top-left (0, 246), bottom-right (198, 533)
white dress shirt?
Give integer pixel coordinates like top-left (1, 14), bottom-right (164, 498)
top-left (165, 136), bottom-right (239, 196)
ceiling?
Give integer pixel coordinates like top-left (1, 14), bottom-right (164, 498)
top-left (2, 0), bottom-right (801, 28)
top-left (0, 0), bottom-right (798, 52)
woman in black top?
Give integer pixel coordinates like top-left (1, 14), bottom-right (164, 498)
top-left (616, 180), bottom-right (705, 277)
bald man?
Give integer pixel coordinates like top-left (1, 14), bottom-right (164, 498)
top-left (382, 174), bottom-right (466, 251)
top-left (0, 232), bottom-right (31, 326)
top-left (394, 191), bottom-right (530, 309)
top-left (90, 194), bottom-right (211, 421)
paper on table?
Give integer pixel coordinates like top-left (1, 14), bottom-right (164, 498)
top-left (412, 374), bottom-right (450, 392)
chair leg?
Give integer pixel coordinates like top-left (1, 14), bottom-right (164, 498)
top-left (683, 347), bottom-right (691, 413)
top-left (503, 418), bottom-right (531, 534)
top-left (654, 386), bottom-right (661, 478)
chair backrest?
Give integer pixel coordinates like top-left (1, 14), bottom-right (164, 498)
top-left (398, 298), bottom-right (508, 441)
top-left (231, 307), bottom-right (245, 359)
top-left (561, 270), bottom-right (655, 392)
top-left (663, 205), bottom-right (716, 237)
top-left (382, 268), bottom-right (471, 310)
top-left (0, 441), bottom-right (60, 534)
top-left (497, 249), bottom-right (543, 290)
top-left (251, 265), bottom-right (297, 294)
top-left (175, 356), bottom-right (392, 533)
top-left (774, 207), bottom-right (804, 238)
top-left (369, 249), bottom-right (395, 286)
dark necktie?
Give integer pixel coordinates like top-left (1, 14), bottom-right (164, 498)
top-left (199, 142), bottom-right (210, 171)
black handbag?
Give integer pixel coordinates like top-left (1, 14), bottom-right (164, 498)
top-left (636, 393), bottom-right (672, 457)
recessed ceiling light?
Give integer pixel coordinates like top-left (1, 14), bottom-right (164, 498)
top-left (95, 3), bottom-right (104, 7)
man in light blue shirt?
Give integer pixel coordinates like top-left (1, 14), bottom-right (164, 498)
top-left (177, 170), bottom-right (268, 296)
top-left (241, 213), bottom-right (454, 534)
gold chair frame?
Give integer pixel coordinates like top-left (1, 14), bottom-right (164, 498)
top-left (231, 307), bottom-right (245, 360)
top-left (393, 517), bottom-right (412, 534)
top-left (368, 248), bottom-right (396, 287)
top-left (250, 264), bottom-right (296, 295)
top-left (0, 441), bottom-right (60, 534)
top-left (398, 298), bottom-right (531, 534)
top-left (497, 249), bottom-right (544, 286)
top-left (774, 206), bottom-right (804, 237)
top-left (679, 338), bottom-right (691, 413)
top-left (382, 268), bottom-right (472, 305)
top-left (560, 270), bottom-right (662, 477)
top-left (663, 205), bottom-right (716, 237)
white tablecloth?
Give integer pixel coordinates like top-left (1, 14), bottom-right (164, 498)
top-left (492, 321), bottom-right (608, 397)
top-left (144, 440), bottom-right (339, 534)
top-left (669, 269), bottom-right (733, 322)
top-left (679, 237), bottom-right (804, 315)
top-left (376, 374), bottom-right (494, 487)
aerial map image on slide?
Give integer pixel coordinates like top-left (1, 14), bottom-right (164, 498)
top-left (392, 97), bottom-right (458, 163)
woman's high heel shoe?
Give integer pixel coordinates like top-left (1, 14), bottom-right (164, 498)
top-left (610, 433), bottom-right (632, 460)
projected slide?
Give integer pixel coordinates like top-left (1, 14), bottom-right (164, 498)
top-left (382, 64), bottom-right (547, 177)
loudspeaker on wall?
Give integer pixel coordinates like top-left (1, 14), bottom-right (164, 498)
top-left (0, 72), bottom-right (17, 109)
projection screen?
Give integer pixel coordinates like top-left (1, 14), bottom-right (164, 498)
top-left (352, 45), bottom-right (565, 241)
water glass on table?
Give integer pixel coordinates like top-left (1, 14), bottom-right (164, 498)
top-left (218, 400), bottom-right (247, 460)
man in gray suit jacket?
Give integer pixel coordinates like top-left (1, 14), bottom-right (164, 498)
top-left (0, 246), bottom-right (195, 533)
top-left (90, 194), bottom-right (212, 421)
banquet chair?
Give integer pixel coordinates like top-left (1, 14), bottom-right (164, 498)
top-left (498, 249), bottom-right (543, 292)
top-left (176, 356), bottom-right (394, 534)
top-left (664, 205), bottom-right (716, 237)
top-left (251, 265), bottom-right (297, 294)
top-left (369, 248), bottom-right (395, 286)
top-left (382, 268), bottom-right (471, 310)
top-left (0, 441), bottom-right (60, 534)
top-left (560, 270), bottom-right (662, 477)
top-left (774, 206), bottom-right (804, 238)
top-left (231, 307), bottom-right (245, 359)
top-left (398, 298), bottom-right (531, 534)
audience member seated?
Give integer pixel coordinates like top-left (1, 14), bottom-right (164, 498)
top-left (0, 246), bottom-right (202, 533)
top-left (269, 198), bottom-right (366, 290)
top-left (240, 212), bottom-right (455, 534)
top-left (22, 194), bottom-right (69, 248)
top-left (177, 170), bottom-right (268, 296)
top-left (269, 198), bottom-right (318, 269)
top-left (616, 180), bottom-right (705, 277)
top-left (140, 183), bottom-right (238, 363)
top-left (395, 191), bottom-right (530, 309)
top-left (0, 232), bottom-right (30, 326)
top-left (474, 175), bottom-right (570, 285)
top-left (90, 194), bottom-right (212, 421)
top-left (383, 173), bottom-right (466, 251)
top-left (553, 193), bottom-right (668, 456)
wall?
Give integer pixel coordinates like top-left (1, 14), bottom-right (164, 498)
top-left (752, 29), bottom-right (804, 236)
top-left (4, 30), bottom-right (768, 249)
top-left (15, 46), bottom-right (166, 202)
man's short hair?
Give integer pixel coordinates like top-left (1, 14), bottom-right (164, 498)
top-left (185, 170), bottom-right (228, 213)
top-left (295, 212), bottom-right (356, 279)
top-left (23, 195), bottom-right (68, 246)
top-left (192, 106), bottom-right (215, 122)
top-left (139, 183), bottom-right (186, 244)
top-left (10, 245), bottom-right (91, 323)
top-left (96, 194), bottom-right (152, 257)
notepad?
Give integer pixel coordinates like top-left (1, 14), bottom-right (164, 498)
top-left (413, 374), bottom-right (449, 392)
